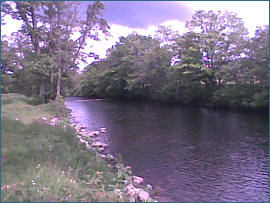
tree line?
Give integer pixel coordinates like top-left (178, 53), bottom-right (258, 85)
top-left (75, 10), bottom-right (269, 110)
top-left (1, 2), bottom-right (269, 110)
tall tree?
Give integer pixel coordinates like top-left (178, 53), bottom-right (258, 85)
top-left (185, 10), bottom-right (248, 88)
top-left (2, 1), bottom-right (110, 102)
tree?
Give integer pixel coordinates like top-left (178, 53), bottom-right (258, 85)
top-left (185, 10), bottom-right (248, 88)
top-left (2, 1), bottom-right (110, 102)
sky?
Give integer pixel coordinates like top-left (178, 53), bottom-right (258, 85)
top-left (1, 1), bottom-right (269, 70)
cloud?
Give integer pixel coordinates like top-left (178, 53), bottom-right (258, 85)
top-left (186, 1), bottom-right (269, 36)
top-left (102, 1), bottom-right (192, 28)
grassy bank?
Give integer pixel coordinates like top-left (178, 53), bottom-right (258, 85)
top-left (1, 94), bottom-right (154, 202)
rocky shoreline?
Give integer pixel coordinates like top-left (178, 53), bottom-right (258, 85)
top-left (66, 112), bottom-right (157, 202)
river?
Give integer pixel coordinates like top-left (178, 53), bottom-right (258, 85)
top-left (66, 97), bottom-right (269, 202)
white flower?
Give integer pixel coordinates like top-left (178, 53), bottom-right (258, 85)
top-left (32, 180), bottom-right (36, 185)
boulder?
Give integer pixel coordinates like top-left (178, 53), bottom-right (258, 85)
top-left (137, 189), bottom-right (150, 201)
top-left (126, 184), bottom-right (137, 196)
top-left (132, 176), bottom-right (144, 185)
top-left (126, 184), bottom-right (150, 202)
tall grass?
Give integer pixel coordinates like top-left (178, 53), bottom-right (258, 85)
top-left (1, 94), bottom-right (134, 202)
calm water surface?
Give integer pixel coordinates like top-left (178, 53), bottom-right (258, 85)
top-left (66, 97), bottom-right (269, 202)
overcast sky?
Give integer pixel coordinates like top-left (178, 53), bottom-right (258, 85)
top-left (2, 1), bottom-right (269, 70)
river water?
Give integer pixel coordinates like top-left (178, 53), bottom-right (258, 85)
top-left (66, 97), bottom-right (269, 202)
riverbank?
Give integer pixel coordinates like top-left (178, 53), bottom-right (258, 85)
top-left (1, 93), bottom-right (155, 202)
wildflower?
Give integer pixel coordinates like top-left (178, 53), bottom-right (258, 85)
top-left (32, 180), bottom-right (36, 186)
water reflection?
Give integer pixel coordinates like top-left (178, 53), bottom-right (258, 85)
top-left (66, 97), bottom-right (269, 202)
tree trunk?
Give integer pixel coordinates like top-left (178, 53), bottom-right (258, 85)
top-left (56, 5), bottom-right (62, 100)
top-left (39, 80), bottom-right (45, 103)
top-left (49, 3), bottom-right (55, 94)
top-left (56, 54), bottom-right (62, 99)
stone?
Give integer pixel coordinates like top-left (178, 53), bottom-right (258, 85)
top-left (50, 117), bottom-right (59, 126)
top-left (126, 184), bottom-right (150, 201)
top-left (85, 142), bottom-right (90, 148)
top-left (80, 128), bottom-right (87, 133)
top-left (88, 132), bottom-right (95, 137)
top-left (132, 176), bottom-right (144, 185)
top-left (42, 117), bottom-right (47, 121)
top-left (137, 189), bottom-right (150, 201)
top-left (114, 189), bottom-right (123, 199)
top-left (81, 125), bottom-right (87, 129)
top-left (97, 147), bottom-right (105, 152)
top-left (90, 131), bottom-right (100, 136)
top-left (106, 154), bottom-right (114, 160)
top-left (100, 127), bottom-right (106, 133)
top-left (147, 184), bottom-right (152, 190)
top-left (126, 184), bottom-right (137, 196)
top-left (92, 141), bottom-right (108, 148)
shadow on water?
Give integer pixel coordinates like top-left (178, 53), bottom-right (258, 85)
top-left (66, 97), bottom-right (269, 202)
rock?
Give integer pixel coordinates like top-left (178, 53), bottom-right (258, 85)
top-left (85, 142), bottom-right (90, 148)
top-left (42, 117), bottom-right (47, 121)
top-left (15, 118), bottom-right (19, 121)
top-left (80, 128), bottom-right (87, 133)
top-left (100, 127), bottom-right (106, 133)
top-left (90, 131), bottom-right (100, 136)
top-left (106, 154), bottom-right (114, 160)
top-left (99, 154), bottom-right (106, 158)
top-left (114, 189), bottom-right (123, 199)
top-left (126, 184), bottom-right (150, 202)
top-left (97, 147), bottom-right (105, 152)
top-left (50, 117), bottom-right (59, 126)
top-left (126, 165), bottom-right (132, 170)
top-left (132, 176), bottom-right (144, 185)
top-left (88, 132), bottom-right (95, 137)
top-left (147, 184), bottom-right (152, 190)
top-left (126, 184), bottom-right (137, 196)
top-left (137, 189), bottom-right (150, 201)
top-left (81, 125), bottom-right (87, 129)
top-left (79, 138), bottom-right (86, 143)
top-left (92, 141), bottom-right (108, 148)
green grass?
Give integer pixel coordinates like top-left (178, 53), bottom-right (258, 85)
top-left (1, 93), bottom-right (140, 202)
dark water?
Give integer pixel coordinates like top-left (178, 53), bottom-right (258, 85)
top-left (66, 97), bottom-right (269, 202)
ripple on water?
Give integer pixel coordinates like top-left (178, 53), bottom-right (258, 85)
top-left (66, 98), bottom-right (269, 202)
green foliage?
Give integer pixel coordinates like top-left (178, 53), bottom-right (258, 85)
top-left (74, 11), bottom-right (268, 111)
top-left (1, 94), bottom-right (137, 202)
top-left (2, 5), bottom-right (268, 111)
top-left (1, 1), bottom-right (109, 102)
